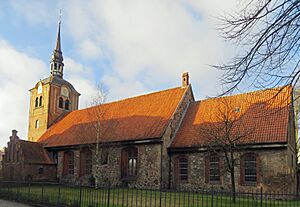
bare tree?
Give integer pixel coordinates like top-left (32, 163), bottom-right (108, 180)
top-left (215, 0), bottom-right (300, 94)
top-left (77, 84), bottom-right (108, 188)
top-left (199, 98), bottom-right (253, 202)
top-left (88, 85), bottom-right (108, 188)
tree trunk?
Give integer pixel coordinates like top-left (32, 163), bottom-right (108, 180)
top-left (230, 168), bottom-right (236, 203)
top-left (95, 130), bottom-right (100, 189)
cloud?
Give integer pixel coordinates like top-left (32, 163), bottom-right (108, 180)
top-left (103, 75), bottom-right (147, 101)
top-left (64, 58), bottom-right (99, 108)
top-left (0, 0), bottom-right (241, 148)
top-left (64, 0), bottom-right (237, 100)
top-left (78, 39), bottom-right (103, 60)
top-left (10, 1), bottom-right (58, 27)
top-left (0, 40), bottom-right (47, 146)
top-left (7, 0), bottom-right (239, 100)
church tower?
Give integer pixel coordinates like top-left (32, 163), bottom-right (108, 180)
top-left (28, 20), bottom-right (80, 142)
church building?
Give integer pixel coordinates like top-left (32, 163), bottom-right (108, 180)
top-left (2, 22), bottom-right (297, 193)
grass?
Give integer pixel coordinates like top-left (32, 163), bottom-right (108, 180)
top-left (0, 184), bottom-right (300, 207)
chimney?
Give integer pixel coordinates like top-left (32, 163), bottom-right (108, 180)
top-left (182, 72), bottom-right (189, 87)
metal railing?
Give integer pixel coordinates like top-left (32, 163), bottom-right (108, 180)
top-left (0, 181), bottom-right (299, 207)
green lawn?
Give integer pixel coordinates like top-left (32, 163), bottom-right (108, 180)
top-left (0, 184), bottom-right (299, 207)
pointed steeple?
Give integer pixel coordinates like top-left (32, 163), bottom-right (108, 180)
top-left (50, 19), bottom-right (64, 78)
top-left (55, 21), bottom-right (62, 52)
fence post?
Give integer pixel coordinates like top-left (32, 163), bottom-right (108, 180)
top-left (41, 182), bottom-right (44, 202)
top-left (211, 185), bottom-right (214, 207)
top-left (79, 182), bottom-right (82, 206)
top-left (260, 186), bottom-right (263, 207)
top-left (107, 181), bottom-right (111, 207)
top-left (28, 181), bottom-right (31, 202)
top-left (159, 186), bottom-right (162, 207)
top-left (57, 183), bottom-right (61, 206)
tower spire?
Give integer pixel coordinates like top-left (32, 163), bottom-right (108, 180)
top-left (55, 20), bottom-right (62, 52)
top-left (50, 12), bottom-right (64, 78)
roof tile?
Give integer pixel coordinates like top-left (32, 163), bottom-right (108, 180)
top-left (171, 86), bottom-right (292, 148)
top-left (39, 87), bottom-right (187, 147)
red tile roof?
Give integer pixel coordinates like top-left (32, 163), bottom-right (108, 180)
top-left (39, 87), bottom-right (187, 147)
top-left (20, 140), bottom-right (54, 164)
top-left (171, 86), bottom-right (292, 148)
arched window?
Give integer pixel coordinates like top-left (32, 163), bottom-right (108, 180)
top-left (121, 147), bottom-right (138, 178)
top-left (35, 120), bottom-right (39, 129)
top-left (39, 96), bottom-right (42, 106)
top-left (35, 97), bottom-right (39, 107)
top-left (63, 151), bottom-right (74, 176)
top-left (177, 157), bottom-right (188, 181)
top-left (101, 150), bottom-right (109, 165)
top-left (59, 97), bottom-right (64, 108)
top-left (65, 99), bottom-right (70, 110)
top-left (38, 167), bottom-right (44, 174)
top-left (205, 154), bottom-right (220, 183)
top-left (79, 149), bottom-right (92, 176)
top-left (241, 153), bottom-right (258, 184)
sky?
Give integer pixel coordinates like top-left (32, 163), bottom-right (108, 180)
top-left (0, 0), bottom-right (240, 147)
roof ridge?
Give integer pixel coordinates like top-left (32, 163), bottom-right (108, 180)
top-left (20, 139), bottom-right (43, 145)
top-left (196, 85), bottom-right (290, 103)
top-left (77, 86), bottom-right (183, 112)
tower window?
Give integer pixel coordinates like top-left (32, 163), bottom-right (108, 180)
top-left (59, 97), bottom-right (64, 108)
top-left (65, 99), bottom-right (70, 110)
top-left (39, 96), bottom-right (43, 107)
top-left (35, 97), bottom-right (39, 107)
top-left (35, 120), bottom-right (39, 129)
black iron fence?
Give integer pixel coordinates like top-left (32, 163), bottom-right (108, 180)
top-left (0, 181), bottom-right (299, 207)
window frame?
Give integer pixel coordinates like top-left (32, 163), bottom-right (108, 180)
top-left (79, 149), bottom-right (92, 177)
top-left (59, 97), bottom-right (64, 109)
top-left (241, 153), bottom-right (258, 185)
top-left (208, 154), bottom-right (221, 183)
top-left (121, 147), bottom-right (138, 179)
top-left (65, 99), bottom-right (70, 110)
top-left (38, 167), bottom-right (44, 175)
top-left (39, 96), bottom-right (43, 107)
top-left (35, 97), bottom-right (39, 107)
top-left (63, 151), bottom-right (74, 176)
top-left (35, 120), bottom-right (39, 129)
top-left (175, 155), bottom-right (189, 183)
top-left (101, 150), bottom-right (109, 165)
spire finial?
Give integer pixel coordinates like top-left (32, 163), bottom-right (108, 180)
top-left (59, 9), bottom-right (62, 24)
top-left (50, 10), bottom-right (64, 78)
top-left (55, 10), bottom-right (62, 52)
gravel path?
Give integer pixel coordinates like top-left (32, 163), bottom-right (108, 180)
top-left (0, 199), bottom-right (33, 207)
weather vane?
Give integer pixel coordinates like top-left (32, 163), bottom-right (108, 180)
top-left (59, 9), bottom-right (62, 23)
